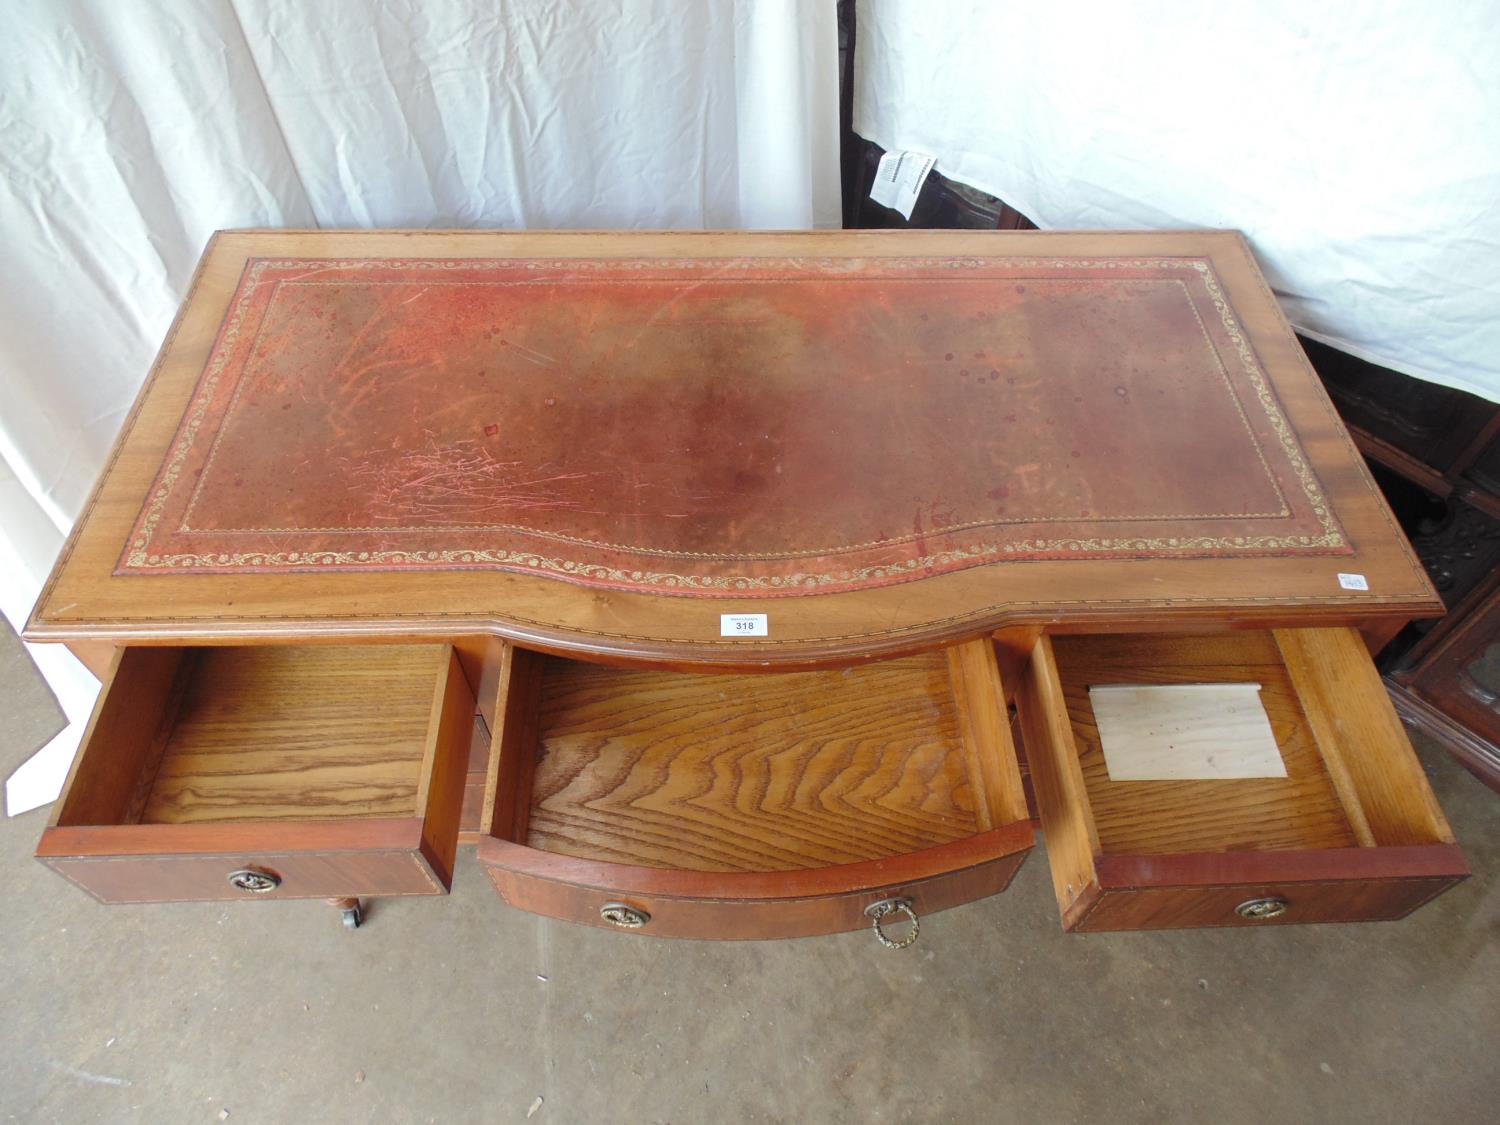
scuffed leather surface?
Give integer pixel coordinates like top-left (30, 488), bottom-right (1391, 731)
top-left (120, 256), bottom-right (1346, 596)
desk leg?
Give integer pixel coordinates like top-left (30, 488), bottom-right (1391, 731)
top-left (327, 896), bottom-right (362, 930)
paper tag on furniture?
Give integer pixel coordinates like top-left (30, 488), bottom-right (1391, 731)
top-left (869, 150), bottom-right (935, 219)
top-left (1089, 683), bottom-right (1287, 781)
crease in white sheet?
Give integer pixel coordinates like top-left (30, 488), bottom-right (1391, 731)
top-left (0, 0), bottom-right (838, 815)
top-left (855, 0), bottom-right (1500, 403)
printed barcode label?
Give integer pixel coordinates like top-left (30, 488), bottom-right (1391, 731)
top-left (720, 613), bottom-right (768, 637)
top-left (869, 149), bottom-right (936, 220)
top-left (1337, 573), bottom-right (1369, 590)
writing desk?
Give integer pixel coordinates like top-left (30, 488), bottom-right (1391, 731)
top-left (28, 230), bottom-right (1467, 941)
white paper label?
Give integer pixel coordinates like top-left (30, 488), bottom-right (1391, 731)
top-left (720, 613), bottom-right (768, 637)
top-left (1337, 572), bottom-right (1370, 590)
top-left (1091, 683), bottom-right (1287, 781)
top-left (869, 149), bottom-right (936, 220)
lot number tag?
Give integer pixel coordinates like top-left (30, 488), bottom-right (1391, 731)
top-left (720, 613), bottom-right (768, 637)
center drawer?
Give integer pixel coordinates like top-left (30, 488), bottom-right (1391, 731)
top-left (38, 643), bottom-right (474, 903)
top-left (1014, 627), bottom-right (1468, 931)
top-left (475, 639), bottom-right (1036, 939)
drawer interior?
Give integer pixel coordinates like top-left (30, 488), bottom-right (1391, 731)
top-left (1036, 629), bottom-right (1454, 858)
top-left (1052, 632), bottom-right (1356, 853)
top-left (1016, 625), bottom-right (1465, 929)
top-left (54, 644), bottom-right (458, 829)
top-left (485, 643), bottom-right (1030, 874)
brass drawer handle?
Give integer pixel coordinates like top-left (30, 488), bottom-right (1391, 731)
top-left (865, 897), bottom-right (920, 949)
top-left (600, 902), bottom-right (651, 929)
top-left (1235, 896), bottom-right (1289, 920)
top-left (227, 867), bottom-right (282, 894)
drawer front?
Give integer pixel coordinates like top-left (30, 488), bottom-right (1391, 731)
top-left (43, 848), bottom-right (444, 904)
top-left (1073, 874), bottom-right (1464, 932)
top-left (485, 851), bottom-right (1028, 940)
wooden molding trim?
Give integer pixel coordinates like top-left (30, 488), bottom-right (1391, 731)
top-left (476, 821), bottom-right (1036, 902)
top-left (36, 817), bottom-right (427, 859)
top-left (1387, 679), bottom-right (1500, 795)
top-left (1093, 844), bottom-right (1470, 889)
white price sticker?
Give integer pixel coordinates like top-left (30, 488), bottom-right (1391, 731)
top-left (1337, 573), bottom-right (1370, 591)
top-left (869, 149), bottom-right (936, 220)
top-left (720, 613), bottom-right (768, 637)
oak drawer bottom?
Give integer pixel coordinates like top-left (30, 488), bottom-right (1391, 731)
top-left (477, 640), bottom-right (1037, 939)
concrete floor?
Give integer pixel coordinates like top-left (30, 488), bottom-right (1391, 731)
top-left (1, 624), bottom-right (1495, 1125)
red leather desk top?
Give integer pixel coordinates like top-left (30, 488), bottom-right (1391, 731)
top-left (120, 253), bottom-right (1346, 597)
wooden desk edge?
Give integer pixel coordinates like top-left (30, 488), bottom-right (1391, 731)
top-left (27, 599), bottom-right (1439, 671)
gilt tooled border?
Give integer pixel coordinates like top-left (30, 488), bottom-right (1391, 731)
top-left (120, 256), bottom-right (1348, 589)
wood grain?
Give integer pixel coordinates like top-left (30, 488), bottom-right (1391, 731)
top-left (1015, 635), bottom-right (1101, 912)
top-left (139, 645), bottom-right (445, 824)
top-left (458, 714), bottom-right (491, 842)
top-left (1075, 873), bottom-right (1465, 931)
top-left (24, 226), bottom-right (1457, 935)
top-left (946, 638), bottom-right (1030, 829)
top-left (1071, 845), bottom-right (1469, 930)
top-left (1275, 627), bottom-right (1455, 846)
top-left (474, 642), bottom-right (1037, 937)
top-left (414, 649), bottom-right (477, 889)
top-left (991, 625), bottom-right (1043, 704)
top-left (1019, 628), bottom-right (1468, 931)
top-left (485, 842), bottom-right (1030, 940)
top-left (63, 639), bottom-right (115, 681)
top-left (42, 846), bottom-right (441, 903)
top-left (521, 651), bottom-right (983, 873)
top-left (481, 643), bottom-right (544, 841)
top-left (51, 647), bottom-right (185, 828)
top-left (1050, 633), bottom-right (1358, 855)
top-left (36, 818), bottom-right (449, 902)
top-left (39, 644), bottom-right (478, 902)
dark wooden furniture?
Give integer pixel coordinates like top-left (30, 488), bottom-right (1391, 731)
top-left (1308, 338), bottom-right (1500, 792)
top-left (26, 229), bottom-right (1467, 941)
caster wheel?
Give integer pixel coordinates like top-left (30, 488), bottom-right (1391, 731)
top-left (341, 904), bottom-right (362, 930)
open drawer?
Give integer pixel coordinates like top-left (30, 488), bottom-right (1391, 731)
top-left (38, 644), bottom-right (474, 903)
top-left (475, 639), bottom-right (1035, 940)
top-left (1015, 627), bottom-right (1468, 931)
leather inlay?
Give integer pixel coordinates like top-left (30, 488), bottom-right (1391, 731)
top-left (120, 256), bottom-right (1348, 595)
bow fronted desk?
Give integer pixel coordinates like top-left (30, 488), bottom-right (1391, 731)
top-left (27, 230), bottom-right (1467, 942)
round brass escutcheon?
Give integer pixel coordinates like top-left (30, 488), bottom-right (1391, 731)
top-left (227, 867), bottom-right (282, 894)
top-left (1235, 896), bottom-right (1289, 920)
top-left (599, 902), bottom-right (651, 929)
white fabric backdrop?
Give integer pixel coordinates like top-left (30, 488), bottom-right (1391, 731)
top-left (856, 0), bottom-right (1500, 403)
top-left (0, 0), bottom-right (838, 814)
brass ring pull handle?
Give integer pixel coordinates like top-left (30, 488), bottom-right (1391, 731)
top-left (599, 902), bottom-right (651, 929)
top-left (865, 897), bottom-right (920, 949)
top-left (1235, 896), bottom-right (1289, 920)
top-left (227, 867), bottom-right (281, 894)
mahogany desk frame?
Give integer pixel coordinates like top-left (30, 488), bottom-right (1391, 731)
top-left (27, 230), bottom-right (1468, 941)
